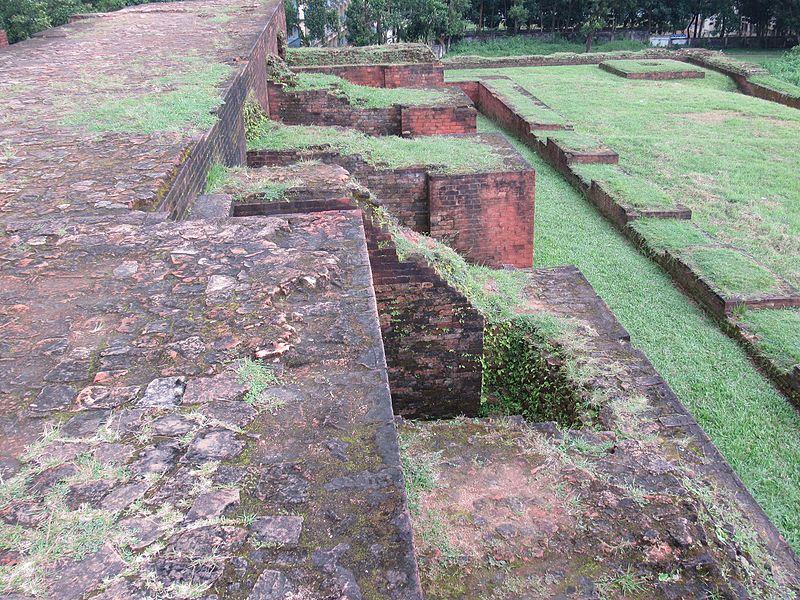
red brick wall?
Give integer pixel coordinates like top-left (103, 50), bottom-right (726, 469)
top-left (268, 83), bottom-right (401, 135)
top-left (292, 63), bottom-right (444, 88)
top-left (428, 170), bottom-right (535, 268)
top-left (363, 212), bottom-right (484, 418)
top-left (400, 105), bottom-right (476, 136)
top-left (0, 30), bottom-right (8, 48)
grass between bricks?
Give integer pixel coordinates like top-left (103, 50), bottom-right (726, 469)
top-left (205, 163), bottom-right (296, 203)
top-left (61, 57), bottom-right (231, 135)
top-left (572, 163), bottom-right (675, 209)
top-left (601, 59), bottom-right (705, 74)
top-left (288, 73), bottom-right (456, 108)
top-left (685, 247), bottom-right (778, 297)
top-left (247, 120), bottom-right (505, 174)
top-left (481, 79), bottom-right (566, 125)
top-left (287, 44), bottom-right (434, 66)
top-left (476, 115), bottom-right (800, 551)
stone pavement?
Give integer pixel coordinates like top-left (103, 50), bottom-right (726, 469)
top-left (0, 211), bottom-right (421, 598)
top-left (0, 0), bottom-right (276, 221)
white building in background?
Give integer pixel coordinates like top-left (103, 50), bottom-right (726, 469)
top-left (295, 0), bottom-right (350, 47)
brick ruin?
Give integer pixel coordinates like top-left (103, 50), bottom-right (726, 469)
top-left (1, 4), bottom-right (800, 599)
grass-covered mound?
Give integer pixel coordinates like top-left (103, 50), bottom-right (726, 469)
top-left (247, 119), bottom-right (506, 174)
top-left (286, 73), bottom-right (457, 108)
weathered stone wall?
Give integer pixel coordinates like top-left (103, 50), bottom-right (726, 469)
top-left (363, 213), bottom-right (484, 418)
top-left (267, 83), bottom-right (401, 135)
top-left (248, 149), bottom-right (430, 230)
top-left (162, 0), bottom-right (287, 218)
top-left (247, 145), bottom-right (535, 267)
top-left (292, 63), bottom-right (445, 88)
top-left (429, 170), bottom-right (535, 268)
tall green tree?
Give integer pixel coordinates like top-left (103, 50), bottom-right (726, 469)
top-left (345, 0), bottom-right (375, 45)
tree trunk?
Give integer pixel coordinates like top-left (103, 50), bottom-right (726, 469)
top-left (586, 31), bottom-right (593, 52)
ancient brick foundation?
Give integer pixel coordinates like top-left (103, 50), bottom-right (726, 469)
top-left (599, 62), bottom-right (705, 80)
top-left (158, 1), bottom-right (287, 218)
top-left (247, 142), bottom-right (535, 268)
top-left (266, 82), bottom-right (476, 136)
top-left (292, 63), bottom-right (444, 88)
top-left (207, 192), bottom-right (485, 418)
top-left (0, 30), bottom-right (8, 48)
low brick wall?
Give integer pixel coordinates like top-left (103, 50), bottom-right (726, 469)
top-left (160, 0), bottom-right (286, 218)
top-left (248, 140), bottom-right (536, 268)
top-left (267, 82), bottom-right (476, 136)
top-left (0, 30), bottom-right (8, 48)
top-left (599, 62), bottom-right (705, 80)
top-left (292, 62), bottom-right (445, 88)
top-left (429, 170), bottom-right (535, 268)
top-left (363, 212), bottom-right (484, 418)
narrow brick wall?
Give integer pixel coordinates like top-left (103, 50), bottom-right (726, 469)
top-left (268, 83), bottom-right (401, 135)
top-left (267, 83), bottom-right (476, 136)
top-left (429, 170), bottom-right (535, 268)
top-left (0, 30), bottom-right (8, 48)
top-left (292, 63), bottom-right (444, 88)
top-left (162, 1), bottom-right (286, 218)
top-left (363, 213), bottom-right (484, 418)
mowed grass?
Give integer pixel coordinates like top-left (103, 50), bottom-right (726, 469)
top-left (476, 115), bottom-right (800, 550)
top-left (450, 65), bottom-right (800, 288)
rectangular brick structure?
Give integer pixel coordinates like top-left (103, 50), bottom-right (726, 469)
top-left (248, 132), bottom-right (536, 268)
top-left (213, 191), bottom-right (485, 419)
top-left (267, 82), bottom-right (476, 137)
top-left (0, 30), bottom-right (8, 48)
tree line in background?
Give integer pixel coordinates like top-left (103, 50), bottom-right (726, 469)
top-left (0, 0), bottom-right (169, 43)
top-left (288, 0), bottom-right (799, 49)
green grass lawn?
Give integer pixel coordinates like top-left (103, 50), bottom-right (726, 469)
top-left (475, 114), bottom-right (800, 551)
top-left (450, 65), bottom-right (800, 288)
top-left (446, 36), bottom-right (646, 57)
top-left (721, 48), bottom-right (787, 68)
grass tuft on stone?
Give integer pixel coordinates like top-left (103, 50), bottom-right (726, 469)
top-left (61, 59), bottom-right (231, 135)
